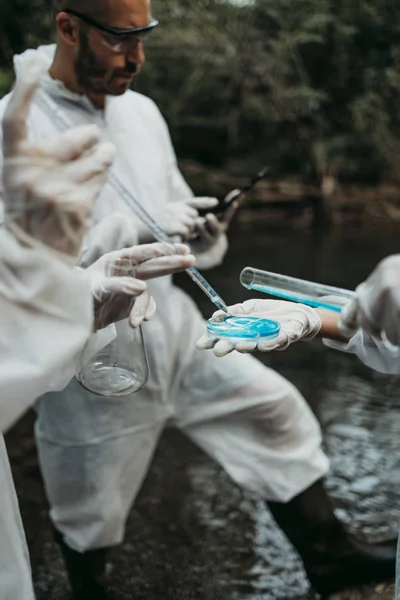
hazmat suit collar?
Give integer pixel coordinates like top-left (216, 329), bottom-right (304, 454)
top-left (13, 44), bottom-right (108, 113)
top-left (12, 45), bottom-right (145, 230)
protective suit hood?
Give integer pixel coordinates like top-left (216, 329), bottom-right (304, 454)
top-left (13, 44), bottom-right (95, 109)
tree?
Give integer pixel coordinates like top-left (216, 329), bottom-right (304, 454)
top-left (0, 0), bottom-right (399, 188)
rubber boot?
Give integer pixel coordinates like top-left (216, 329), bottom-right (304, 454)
top-left (267, 479), bottom-right (396, 597)
top-left (53, 527), bottom-right (117, 600)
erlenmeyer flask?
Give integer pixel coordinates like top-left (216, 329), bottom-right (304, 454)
top-left (77, 320), bottom-right (149, 397)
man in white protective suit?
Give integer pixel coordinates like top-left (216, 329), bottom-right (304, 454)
top-left (0, 61), bottom-right (196, 600)
top-left (0, 1), bottom-right (395, 597)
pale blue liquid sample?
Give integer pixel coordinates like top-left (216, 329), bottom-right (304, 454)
top-left (243, 284), bottom-right (343, 313)
top-left (207, 315), bottom-right (280, 341)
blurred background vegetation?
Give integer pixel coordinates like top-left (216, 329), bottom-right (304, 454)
top-left (1, 0), bottom-right (400, 210)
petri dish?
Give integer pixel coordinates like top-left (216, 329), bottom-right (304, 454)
top-left (207, 315), bottom-right (280, 342)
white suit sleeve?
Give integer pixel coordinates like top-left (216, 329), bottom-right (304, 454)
top-left (78, 214), bottom-right (140, 268)
top-left (157, 111), bottom-right (228, 269)
top-left (0, 225), bottom-right (93, 433)
top-left (323, 329), bottom-right (400, 374)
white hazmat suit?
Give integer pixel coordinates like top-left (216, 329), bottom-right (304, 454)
top-left (0, 225), bottom-right (94, 600)
top-left (0, 45), bottom-right (329, 555)
top-left (0, 62), bottom-right (108, 600)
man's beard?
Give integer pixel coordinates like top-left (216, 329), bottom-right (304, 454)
top-left (75, 31), bottom-right (138, 96)
top-left (75, 31), bottom-right (110, 95)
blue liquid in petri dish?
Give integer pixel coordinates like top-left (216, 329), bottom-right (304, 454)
top-left (207, 316), bottom-right (280, 341)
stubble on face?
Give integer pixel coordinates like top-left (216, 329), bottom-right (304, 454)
top-left (75, 30), bottom-right (109, 94)
top-left (74, 30), bottom-right (138, 97)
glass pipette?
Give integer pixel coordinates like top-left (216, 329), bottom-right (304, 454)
top-left (35, 90), bottom-right (228, 313)
top-left (105, 170), bottom-right (228, 312)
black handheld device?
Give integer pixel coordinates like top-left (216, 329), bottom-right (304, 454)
top-left (211, 166), bottom-right (270, 217)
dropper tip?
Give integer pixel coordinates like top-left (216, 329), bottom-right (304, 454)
top-left (214, 298), bottom-right (229, 313)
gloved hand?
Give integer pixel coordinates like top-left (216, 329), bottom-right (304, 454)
top-left (163, 197), bottom-right (218, 238)
top-left (88, 242), bottom-right (195, 330)
top-left (197, 299), bottom-right (321, 357)
top-left (188, 190), bottom-right (240, 254)
top-left (2, 62), bottom-right (115, 261)
top-left (339, 255), bottom-right (400, 346)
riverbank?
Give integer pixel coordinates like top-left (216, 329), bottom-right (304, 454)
top-left (331, 584), bottom-right (395, 599)
top-left (181, 160), bottom-right (400, 228)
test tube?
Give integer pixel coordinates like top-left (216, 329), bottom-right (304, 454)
top-left (240, 267), bottom-right (356, 312)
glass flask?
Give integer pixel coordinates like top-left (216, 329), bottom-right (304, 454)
top-left (240, 267), bottom-right (356, 313)
top-left (207, 315), bottom-right (280, 342)
top-left (77, 320), bottom-right (149, 397)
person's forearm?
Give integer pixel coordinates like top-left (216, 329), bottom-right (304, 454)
top-left (315, 309), bottom-right (350, 342)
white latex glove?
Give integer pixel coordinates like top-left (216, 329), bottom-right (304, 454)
top-left (339, 255), bottom-right (400, 347)
top-left (197, 299), bottom-right (322, 357)
top-left (2, 62), bottom-right (115, 261)
top-left (188, 213), bottom-right (224, 253)
top-left (163, 197), bottom-right (218, 238)
top-left (88, 242), bottom-right (195, 330)
top-left (188, 191), bottom-right (240, 253)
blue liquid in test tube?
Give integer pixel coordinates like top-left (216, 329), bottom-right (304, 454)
top-left (240, 268), bottom-right (356, 312)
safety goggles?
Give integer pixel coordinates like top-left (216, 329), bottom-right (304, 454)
top-left (64, 9), bottom-right (159, 53)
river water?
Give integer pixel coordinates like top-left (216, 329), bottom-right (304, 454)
top-left (175, 216), bottom-right (400, 598)
top-left (6, 215), bottom-right (400, 600)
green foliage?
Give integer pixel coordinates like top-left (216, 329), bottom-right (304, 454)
top-left (0, 0), bottom-right (399, 183)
